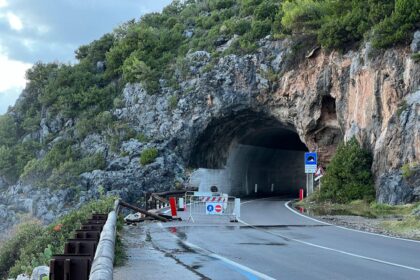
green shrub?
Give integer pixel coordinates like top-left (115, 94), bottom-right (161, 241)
top-left (281, 0), bottom-right (328, 34)
top-left (401, 162), bottom-right (419, 179)
top-left (140, 148), bottom-right (158, 165)
top-left (113, 97), bottom-right (125, 108)
top-left (20, 138), bottom-right (106, 189)
top-left (47, 153), bottom-right (106, 188)
top-left (319, 138), bottom-right (375, 203)
top-left (0, 115), bottom-right (18, 147)
top-left (168, 95), bottom-right (179, 110)
top-left (0, 221), bottom-right (44, 279)
top-left (397, 100), bottom-right (409, 117)
top-left (136, 133), bottom-right (149, 143)
top-left (371, 0), bottom-right (420, 49)
top-left (5, 196), bottom-right (117, 278)
top-left (412, 53), bottom-right (420, 63)
top-left (0, 141), bottom-right (40, 184)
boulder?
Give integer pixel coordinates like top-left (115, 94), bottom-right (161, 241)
top-left (410, 30), bottom-right (420, 52)
top-left (30, 266), bottom-right (49, 280)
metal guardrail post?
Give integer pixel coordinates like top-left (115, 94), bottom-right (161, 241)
top-left (89, 199), bottom-right (120, 280)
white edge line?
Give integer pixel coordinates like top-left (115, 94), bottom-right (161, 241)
top-left (158, 222), bottom-right (276, 280)
top-left (237, 217), bottom-right (420, 273)
top-left (284, 200), bottom-right (420, 244)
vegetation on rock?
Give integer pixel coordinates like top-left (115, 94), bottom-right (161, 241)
top-left (140, 148), bottom-right (159, 165)
top-left (318, 138), bottom-right (375, 203)
top-left (0, 196), bottom-right (123, 278)
top-left (0, 0), bottom-right (417, 192)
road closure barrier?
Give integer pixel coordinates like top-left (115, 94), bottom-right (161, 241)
top-left (185, 192), bottom-right (240, 223)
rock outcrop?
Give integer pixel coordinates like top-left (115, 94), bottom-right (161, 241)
top-left (1, 34), bottom-right (419, 232)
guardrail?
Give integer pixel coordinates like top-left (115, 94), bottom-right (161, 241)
top-left (89, 199), bottom-right (120, 280)
top-left (50, 191), bottom-right (191, 279)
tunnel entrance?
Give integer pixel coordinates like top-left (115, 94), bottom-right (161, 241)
top-left (189, 110), bottom-right (308, 197)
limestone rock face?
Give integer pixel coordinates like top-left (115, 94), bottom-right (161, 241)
top-left (113, 38), bottom-right (419, 204)
top-left (1, 34), bottom-right (419, 233)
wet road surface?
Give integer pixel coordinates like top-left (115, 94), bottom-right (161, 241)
top-left (115, 197), bottom-right (420, 280)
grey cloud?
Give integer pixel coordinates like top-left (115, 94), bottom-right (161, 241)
top-left (0, 0), bottom-right (172, 63)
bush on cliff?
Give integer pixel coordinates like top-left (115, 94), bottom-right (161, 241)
top-left (281, 0), bottom-right (418, 50)
top-left (140, 148), bottom-right (158, 165)
top-left (0, 0), bottom-right (417, 190)
top-left (319, 138), bottom-right (375, 203)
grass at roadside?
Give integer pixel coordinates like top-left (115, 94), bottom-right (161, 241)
top-left (295, 195), bottom-right (420, 239)
top-left (381, 216), bottom-right (420, 239)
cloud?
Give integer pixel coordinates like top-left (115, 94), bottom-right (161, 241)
top-left (0, 48), bottom-right (31, 92)
top-left (5, 12), bottom-right (23, 31)
top-left (0, 47), bottom-right (31, 113)
top-left (0, 0), bottom-right (172, 113)
top-left (0, 88), bottom-right (21, 113)
top-left (0, 0), bottom-right (7, 9)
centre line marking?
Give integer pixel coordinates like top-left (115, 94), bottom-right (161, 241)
top-left (238, 198), bottom-right (420, 272)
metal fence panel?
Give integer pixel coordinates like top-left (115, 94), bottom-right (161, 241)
top-left (186, 193), bottom-right (240, 223)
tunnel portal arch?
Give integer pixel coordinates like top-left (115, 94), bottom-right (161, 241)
top-left (189, 110), bottom-right (308, 197)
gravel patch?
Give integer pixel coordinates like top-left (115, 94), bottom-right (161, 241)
top-left (314, 214), bottom-right (419, 240)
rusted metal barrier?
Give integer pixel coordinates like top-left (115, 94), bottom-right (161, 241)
top-left (50, 212), bottom-right (108, 280)
top-left (50, 255), bottom-right (92, 280)
top-left (52, 195), bottom-right (181, 280)
top-left (65, 239), bottom-right (98, 259)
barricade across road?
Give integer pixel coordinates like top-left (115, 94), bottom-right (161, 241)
top-left (185, 192), bottom-right (240, 223)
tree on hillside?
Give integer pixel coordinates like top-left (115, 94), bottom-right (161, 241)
top-left (319, 138), bottom-right (375, 203)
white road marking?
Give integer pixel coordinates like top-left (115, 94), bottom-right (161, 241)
top-left (284, 200), bottom-right (420, 244)
top-left (158, 222), bottom-right (276, 280)
top-left (237, 218), bottom-right (420, 272)
top-left (237, 199), bottom-right (420, 272)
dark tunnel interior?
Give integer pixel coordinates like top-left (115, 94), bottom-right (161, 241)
top-left (189, 110), bottom-right (309, 197)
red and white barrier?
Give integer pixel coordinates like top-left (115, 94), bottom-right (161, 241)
top-left (199, 196), bottom-right (227, 203)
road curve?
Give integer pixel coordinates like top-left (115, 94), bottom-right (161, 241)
top-left (132, 197), bottom-right (420, 280)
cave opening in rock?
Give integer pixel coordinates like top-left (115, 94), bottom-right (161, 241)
top-left (189, 110), bottom-right (308, 197)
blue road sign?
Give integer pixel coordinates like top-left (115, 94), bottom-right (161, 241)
top-left (207, 204), bottom-right (214, 212)
top-left (305, 152), bottom-right (317, 174)
top-left (305, 152), bottom-right (317, 165)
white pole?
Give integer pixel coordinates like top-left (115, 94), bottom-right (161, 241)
top-left (310, 174), bottom-right (314, 194)
top-left (306, 174), bottom-right (309, 197)
top-left (254, 184), bottom-right (258, 193)
top-left (271, 183), bottom-right (274, 192)
top-left (178, 197), bottom-right (184, 210)
top-left (234, 198), bottom-right (241, 219)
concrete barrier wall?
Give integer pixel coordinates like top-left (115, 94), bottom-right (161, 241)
top-left (190, 144), bottom-right (306, 197)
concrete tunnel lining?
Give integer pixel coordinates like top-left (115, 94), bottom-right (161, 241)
top-left (189, 110), bottom-right (308, 197)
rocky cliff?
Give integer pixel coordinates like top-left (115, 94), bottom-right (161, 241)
top-left (0, 33), bottom-right (419, 233)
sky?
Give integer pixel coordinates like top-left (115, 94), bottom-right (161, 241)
top-left (0, 0), bottom-right (172, 114)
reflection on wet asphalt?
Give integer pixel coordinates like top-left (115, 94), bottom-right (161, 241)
top-left (116, 198), bottom-right (420, 280)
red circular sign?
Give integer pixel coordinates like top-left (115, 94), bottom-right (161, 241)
top-left (215, 204), bottom-right (222, 213)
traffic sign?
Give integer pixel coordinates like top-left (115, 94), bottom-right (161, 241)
top-left (305, 152), bottom-right (317, 165)
top-left (314, 166), bottom-right (324, 181)
top-left (305, 152), bottom-right (317, 174)
top-left (206, 202), bottom-right (223, 215)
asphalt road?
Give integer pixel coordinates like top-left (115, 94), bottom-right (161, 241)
top-left (120, 197), bottom-right (420, 280)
